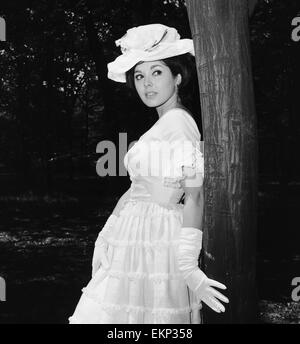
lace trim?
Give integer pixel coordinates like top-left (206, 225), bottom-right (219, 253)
top-left (103, 270), bottom-right (183, 281)
top-left (103, 237), bottom-right (180, 248)
top-left (81, 288), bottom-right (202, 315)
top-left (162, 142), bottom-right (204, 188)
top-left (163, 177), bottom-right (184, 189)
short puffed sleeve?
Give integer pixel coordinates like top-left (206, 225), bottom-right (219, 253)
top-left (159, 109), bottom-right (204, 188)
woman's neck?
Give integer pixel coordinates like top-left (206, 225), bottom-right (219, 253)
top-left (156, 94), bottom-right (184, 119)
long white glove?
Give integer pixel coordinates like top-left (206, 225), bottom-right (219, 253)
top-left (177, 227), bottom-right (229, 313)
top-left (92, 214), bottom-right (118, 277)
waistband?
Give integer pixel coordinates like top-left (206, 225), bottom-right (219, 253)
top-left (124, 198), bottom-right (184, 210)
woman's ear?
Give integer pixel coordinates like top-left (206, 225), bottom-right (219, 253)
top-left (176, 74), bottom-right (182, 86)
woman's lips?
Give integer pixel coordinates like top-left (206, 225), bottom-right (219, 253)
top-left (145, 92), bottom-right (157, 98)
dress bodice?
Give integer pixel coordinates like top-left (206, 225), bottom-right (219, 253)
top-left (123, 108), bottom-right (204, 206)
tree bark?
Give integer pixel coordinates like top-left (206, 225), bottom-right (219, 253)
top-left (186, 0), bottom-right (258, 323)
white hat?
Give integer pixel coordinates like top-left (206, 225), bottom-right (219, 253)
top-left (107, 24), bottom-right (195, 83)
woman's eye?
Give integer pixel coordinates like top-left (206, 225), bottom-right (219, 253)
top-left (134, 70), bottom-right (161, 80)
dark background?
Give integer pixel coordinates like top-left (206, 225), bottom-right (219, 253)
top-left (0, 0), bottom-right (299, 323)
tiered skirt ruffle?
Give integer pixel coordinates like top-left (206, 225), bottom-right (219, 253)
top-left (68, 200), bottom-right (202, 324)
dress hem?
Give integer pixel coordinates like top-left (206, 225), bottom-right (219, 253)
top-left (80, 287), bottom-right (202, 315)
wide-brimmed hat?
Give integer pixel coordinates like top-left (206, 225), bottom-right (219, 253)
top-left (107, 24), bottom-right (195, 83)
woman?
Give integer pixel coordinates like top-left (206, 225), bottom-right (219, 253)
top-left (69, 24), bottom-right (229, 324)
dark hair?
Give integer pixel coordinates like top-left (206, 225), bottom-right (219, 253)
top-left (125, 53), bottom-right (198, 111)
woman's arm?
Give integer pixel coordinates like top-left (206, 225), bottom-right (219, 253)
top-left (181, 169), bottom-right (204, 229)
top-left (178, 173), bottom-right (229, 312)
top-left (111, 187), bottom-right (131, 216)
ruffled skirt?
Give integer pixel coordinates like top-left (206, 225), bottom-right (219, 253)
top-left (68, 200), bottom-right (202, 324)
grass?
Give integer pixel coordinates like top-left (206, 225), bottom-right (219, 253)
top-left (0, 184), bottom-right (299, 323)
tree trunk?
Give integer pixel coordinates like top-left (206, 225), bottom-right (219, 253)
top-left (186, 0), bottom-right (258, 323)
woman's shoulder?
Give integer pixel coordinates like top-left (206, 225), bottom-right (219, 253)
top-left (161, 107), bottom-right (193, 120)
top-left (159, 107), bottom-right (200, 139)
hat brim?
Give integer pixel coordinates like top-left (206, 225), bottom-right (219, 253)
top-left (107, 39), bottom-right (195, 83)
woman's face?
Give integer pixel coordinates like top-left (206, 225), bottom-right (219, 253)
top-left (133, 60), bottom-right (181, 109)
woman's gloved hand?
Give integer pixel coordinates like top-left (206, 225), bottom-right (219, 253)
top-left (92, 214), bottom-right (118, 277)
top-left (177, 227), bottom-right (229, 313)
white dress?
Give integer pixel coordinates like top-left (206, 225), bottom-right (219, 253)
top-left (68, 108), bottom-right (204, 324)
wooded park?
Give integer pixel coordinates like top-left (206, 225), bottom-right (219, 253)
top-left (0, 0), bottom-right (299, 324)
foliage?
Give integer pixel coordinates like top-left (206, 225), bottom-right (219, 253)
top-left (0, 0), bottom-right (299, 190)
